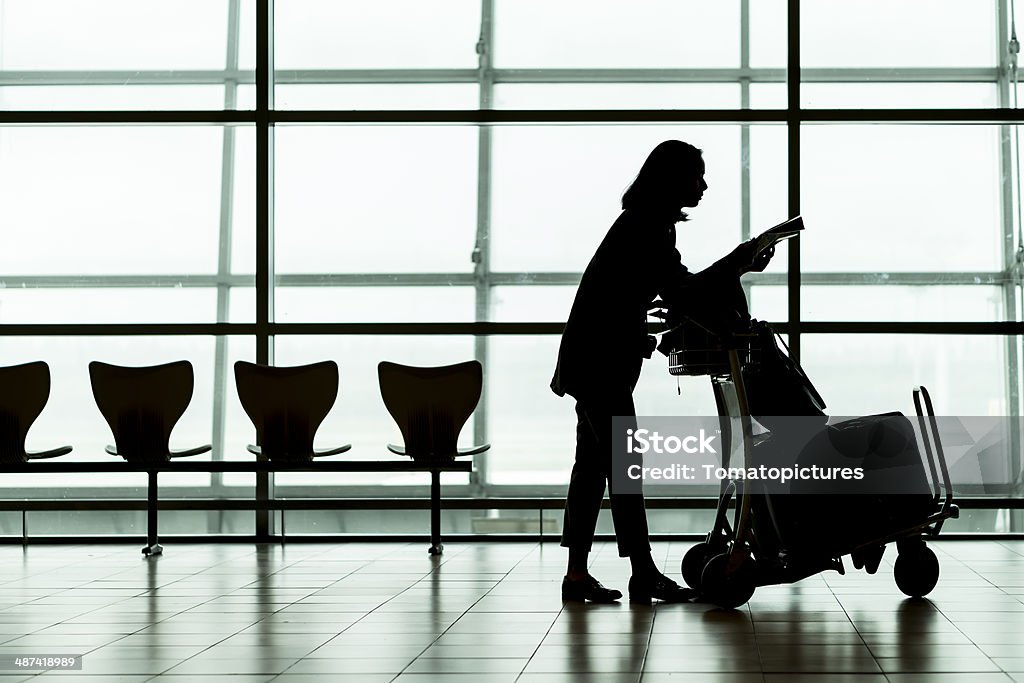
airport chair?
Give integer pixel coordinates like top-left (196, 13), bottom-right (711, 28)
top-left (0, 361), bottom-right (72, 465)
top-left (378, 360), bottom-right (490, 555)
top-left (377, 360), bottom-right (490, 461)
top-left (89, 360), bottom-right (211, 556)
top-left (89, 360), bottom-right (211, 464)
top-left (234, 360), bottom-right (351, 462)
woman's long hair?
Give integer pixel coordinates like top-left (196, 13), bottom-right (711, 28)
top-left (621, 140), bottom-right (703, 220)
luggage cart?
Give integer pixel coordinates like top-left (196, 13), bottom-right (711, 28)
top-left (664, 319), bottom-right (959, 608)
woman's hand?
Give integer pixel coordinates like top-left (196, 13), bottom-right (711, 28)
top-left (726, 240), bottom-right (774, 274)
top-left (746, 245), bottom-right (774, 273)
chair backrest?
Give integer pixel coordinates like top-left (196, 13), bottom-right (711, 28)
top-left (234, 360), bottom-right (339, 462)
top-left (0, 361), bottom-right (52, 464)
top-left (378, 360), bottom-right (482, 460)
top-left (89, 360), bottom-right (194, 464)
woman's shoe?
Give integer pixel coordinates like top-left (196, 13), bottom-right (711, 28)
top-left (561, 575), bottom-right (623, 603)
top-left (628, 573), bottom-right (698, 604)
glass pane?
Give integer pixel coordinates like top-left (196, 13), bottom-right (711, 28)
top-left (801, 0), bottom-right (998, 68)
top-left (494, 0), bottom-right (740, 68)
top-left (236, 84), bottom-right (256, 111)
top-left (229, 287), bottom-right (256, 324)
top-left (749, 83), bottom-right (787, 109)
top-left (634, 351), bottom-right (720, 418)
top-left (749, 125), bottom-right (791, 274)
top-left (7, 510), bottom-right (254, 536)
top-left (0, 86), bottom-right (227, 111)
top-left (273, 335), bottom-right (476, 487)
top-left (0, 336), bottom-right (255, 493)
top-left (274, 125), bottom-right (478, 274)
top-left (238, 0), bottom-right (256, 72)
top-left (274, 0), bottom-right (480, 69)
top-left (490, 124), bottom-right (787, 273)
top-left (802, 83), bottom-right (999, 109)
top-left (0, 289), bottom-right (216, 324)
top-left (749, 0), bottom-right (787, 68)
top-left (0, 286), bottom-right (262, 325)
top-left (0, 0), bottom-right (231, 69)
top-left (221, 336), bottom-right (262, 487)
top-left (0, 126), bottom-right (254, 276)
top-left (486, 336), bottom-right (718, 485)
top-left (534, 509), bottom-right (721, 536)
top-left (943, 509), bottom-right (1024, 532)
top-left (746, 283), bottom-right (788, 322)
top-left (490, 126), bottom-right (738, 273)
top-left (275, 84), bottom-right (478, 111)
top-left (231, 126), bottom-right (257, 275)
top-left (801, 334), bottom-right (1010, 415)
top-left (0, 0), bottom-right (253, 110)
top-left (272, 509), bottom-right (434, 535)
top-left (801, 285), bottom-right (1006, 322)
top-left (800, 124), bottom-right (1003, 272)
top-left (489, 286), bottom-right (577, 323)
top-left (275, 286), bottom-right (475, 323)
top-left (486, 336), bottom-right (574, 486)
top-left (493, 84), bottom-right (740, 110)
top-left (489, 282), bottom-right (786, 325)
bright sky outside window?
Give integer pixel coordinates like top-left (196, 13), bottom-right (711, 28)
top-left (0, 2), bottom-right (1018, 520)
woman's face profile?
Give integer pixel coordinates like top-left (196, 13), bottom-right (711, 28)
top-left (678, 162), bottom-right (708, 209)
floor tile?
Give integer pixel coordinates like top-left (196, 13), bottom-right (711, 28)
top-left (0, 541), bottom-right (1020, 681)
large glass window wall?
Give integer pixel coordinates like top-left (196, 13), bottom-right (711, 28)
top-left (1, 0), bottom-right (1021, 535)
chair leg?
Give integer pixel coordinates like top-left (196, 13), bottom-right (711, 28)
top-left (429, 469), bottom-right (443, 556)
top-left (143, 470), bottom-right (163, 557)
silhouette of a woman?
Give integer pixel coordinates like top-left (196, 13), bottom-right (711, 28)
top-left (552, 140), bottom-right (773, 603)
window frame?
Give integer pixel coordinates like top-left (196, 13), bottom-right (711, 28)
top-left (0, 0), bottom-right (1021, 536)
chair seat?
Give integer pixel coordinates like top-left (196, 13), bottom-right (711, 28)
top-left (170, 445), bottom-right (212, 459)
top-left (248, 443), bottom-right (352, 458)
top-left (91, 360), bottom-right (206, 466)
top-left (314, 444), bottom-right (352, 457)
top-left (235, 360), bottom-right (343, 463)
top-left (106, 444), bottom-right (211, 459)
top-left (387, 443), bottom-right (490, 458)
top-left (0, 361), bottom-right (67, 464)
top-left (26, 445), bottom-right (73, 460)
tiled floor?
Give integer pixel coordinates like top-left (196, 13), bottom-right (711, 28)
top-left (0, 540), bottom-right (1021, 682)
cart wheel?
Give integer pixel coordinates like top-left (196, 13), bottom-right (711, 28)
top-left (701, 553), bottom-right (756, 609)
top-left (894, 545), bottom-right (939, 598)
top-left (681, 542), bottom-right (715, 590)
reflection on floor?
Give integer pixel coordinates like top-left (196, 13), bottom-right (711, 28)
top-left (0, 541), bottom-right (1021, 682)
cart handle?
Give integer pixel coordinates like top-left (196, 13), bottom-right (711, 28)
top-left (913, 386), bottom-right (955, 512)
top-left (912, 389), bottom-right (942, 505)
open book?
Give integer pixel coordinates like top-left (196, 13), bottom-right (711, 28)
top-left (754, 216), bottom-right (804, 256)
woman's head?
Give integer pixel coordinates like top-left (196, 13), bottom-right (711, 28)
top-left (621, 140), bottom-right (707, 219)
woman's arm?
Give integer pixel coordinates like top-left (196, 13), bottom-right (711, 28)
top-left (656, 240), bottom-right (772, 328)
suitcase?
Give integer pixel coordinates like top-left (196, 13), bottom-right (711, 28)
top-left (755, 413), bottom-right (934, 556)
